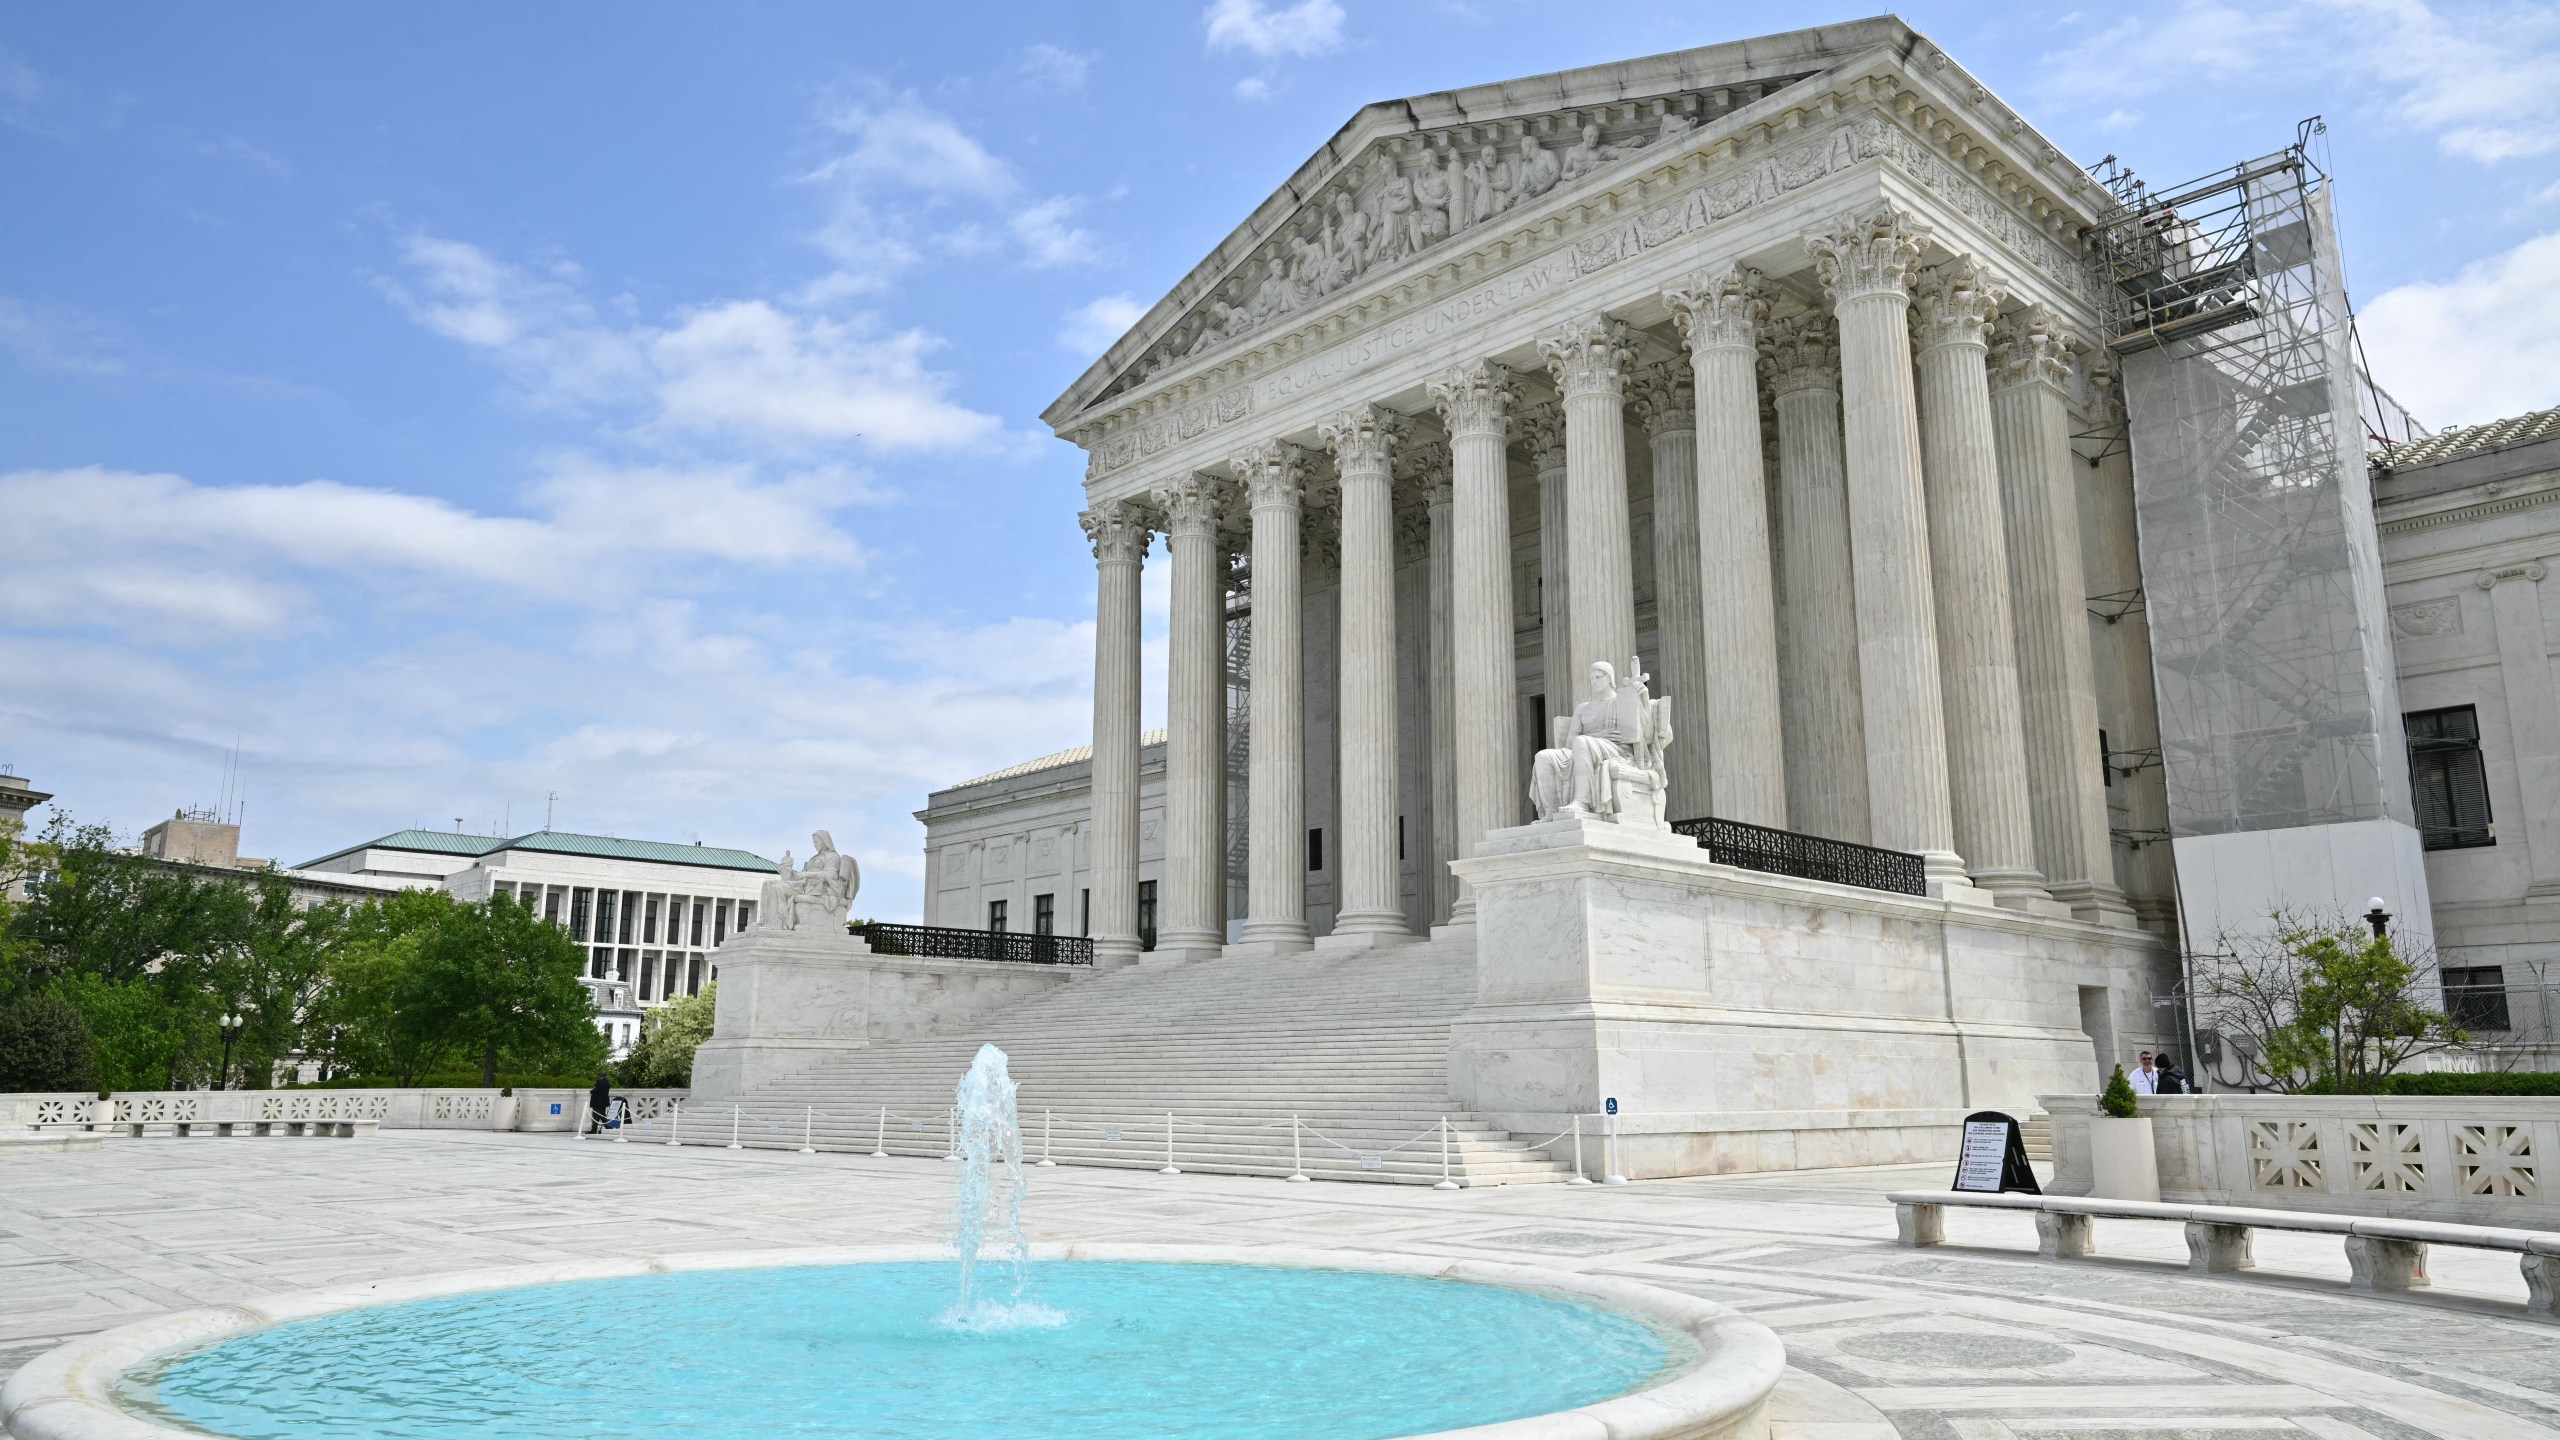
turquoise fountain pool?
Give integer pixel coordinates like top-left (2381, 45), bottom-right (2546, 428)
top-left (121, 1259), bottom-right (1684, 1440)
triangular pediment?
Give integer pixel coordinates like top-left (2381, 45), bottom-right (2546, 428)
top-left (1044, 16), bottom-right (1920, 429)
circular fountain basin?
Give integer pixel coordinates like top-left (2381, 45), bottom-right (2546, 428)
top-left (1, 1245), bottom-right (1781, 1440)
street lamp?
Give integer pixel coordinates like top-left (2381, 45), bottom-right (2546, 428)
top-left (2365, 897), bottom-right (2392, 940)
top-left (219, 1011), bottom-right (247, 1091)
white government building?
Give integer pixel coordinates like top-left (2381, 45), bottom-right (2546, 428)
top-left (701, 18), bottom-right (2557, 1180)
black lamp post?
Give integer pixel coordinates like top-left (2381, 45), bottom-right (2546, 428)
top-left (219, 1010), bottom-right (247, 1091)
top-left (2365, 897), bottom-right (2392, 940)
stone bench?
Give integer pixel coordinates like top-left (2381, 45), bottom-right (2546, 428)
top-left (132, 1119), bottom-right (379, 1139)
top-left (1888, 1190), bottom-right (2560, 1317)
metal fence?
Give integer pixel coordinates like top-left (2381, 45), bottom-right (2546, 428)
top-left (1670, 815), bottom-right (1928, 896)
top-left (854, 922), bottom-right (1094, 966)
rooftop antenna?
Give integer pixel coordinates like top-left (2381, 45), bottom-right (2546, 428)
top-left (502, 802), bottom-right (511, 836)
top-left (545, 791), bottom-right (557, 831)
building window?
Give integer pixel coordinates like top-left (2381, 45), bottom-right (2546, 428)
top-left (2441, 965), bottom-right (2513, 1032)
top-left (1398, 815), bottom-right (1405, 861)
top-left (544, 888), bottom-right (562, 926)
top-left (644, 895), bottom-right (661, 945)
top-left (639, 954), bottom-right (657, 999)
top-left (688, 957), bottom-right (704, 996)
top-left (737, 900), bottom-right (755, 930)
top-left (1080, 887), bottom-right (1091, 937)
top-left (1307, 828), bottom-right (1324, 872)
top-left (690, 900), bottom-right (705, 947)
top-left (1138, 879), bottom-right (1158, 952)
top-left (2406, 705), bottom-right (2494, 850)
top-left (988, 899), bottom-right (1008, 932)
top-left (713, 899), bottom-right (730, 945)
top-left (1034, 893), bottom-right (1055, 935)
top-left (594, 891), bottom-right (617, 946)
top-left (2099, 727), bottom-right (2113, 788)
top-left (619, 890), bottom-right (638, 945)
top-left (571, 888), bottom-right (594, 941)
top-left (588, 948), bottom-right (606, 979)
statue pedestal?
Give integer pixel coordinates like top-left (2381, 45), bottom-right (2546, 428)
top-left (690, 926), bottom-right (1084, 1100)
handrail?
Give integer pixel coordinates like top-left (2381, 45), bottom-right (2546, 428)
top-left (853, 922), bottom-right (1094, 966)
top-left (1669, 815), bottom-right (1927, 897)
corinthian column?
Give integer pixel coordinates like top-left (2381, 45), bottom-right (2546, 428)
top-left (1764, 313), bottom-right (1869, 843)
top-left (1426, 472), bottom-right (1459, 925)
top-left (1632, 361), bottom-right (1710, 821)
top-left (1539, 316), bottom-right (1640, 685)
top-left (1232, 441), bottom-right (1313, 952)
top-left (1319, 404), bottom-right (1411, 943)
top-left (1429, 362), bottom-right (1521, 925)
top-left (1668, 268), bottom-right (1787, 827)
top-left (1079, 501), bottom-right (1149, 968)
top-left (1522, 403), bottom-right (1570, 727)
top-left (1992, 308), bottom-right (2133, 923)
top-left (1808, 204), bottom-right (1964, 886)
top-left (1912, 261), bottom-right (2048, 905)
top-left (1157, 476), bottom-right (1230, 958)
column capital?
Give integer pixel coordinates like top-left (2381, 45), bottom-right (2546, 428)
top-left (1629, 360), bottom-right (1696, 438)
top-left (1079, 502), bottom-right (1152, 566)
top-left (1759, 312), bottom-right (1840, 399)
top-left (1155, 474), bottom-right (1229, 535)
top-left (1910, 259), bottom-right (2006, 354)
top-left (1664, 265), bottom-right (1765, 353)
top-left (1989, 304), bottom-right (2078, 394)
top-left (1427, 361), bottom-right (1518, 440)
top-left (1516, 400), bottom-right (1567, 472)
top-left (1229, 438), bottom-right (1311, 509)
top-left (2480, 562), bottom-right (2550, 589)
top-left (1807, 203), bottom-right (1930, 304)
top-left (1319, 402), bottom-right (1404, 477)
top-left (1537, 314), bottom-right (1637, 400)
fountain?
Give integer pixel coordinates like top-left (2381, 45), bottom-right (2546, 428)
top-left (3, 1048), bottom-right (1785, 1440)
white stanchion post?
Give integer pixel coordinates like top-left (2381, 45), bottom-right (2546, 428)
top-left (1286, 1114), bottom-right (1309, 1183)
top-left (1158, 1112), bottom-right (1181, 1175)
top-left (1036, 1109), bottom-right (1055, 1167)
top-left (1568, 1113), bottom-right (1592, 1184)
top-left (799, 1105), bottom-right (815, 1155)
top-left (666, 1102), bottom-right (682, 1148)
top-left (872, 1105), bottom-right (888, 1158)
top-left (728, 1104), bottom-right (742, 1151)
top-left (1434, 1115), bottom-right (1459, 1190)
top-left (1603, 1111), bottom-right (1627, 1185)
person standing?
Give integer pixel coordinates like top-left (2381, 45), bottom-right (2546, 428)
top-left (2129, 1051), bottom-right (2160, 1096)
top-left (588, 1072), bottom-right (614, 1133)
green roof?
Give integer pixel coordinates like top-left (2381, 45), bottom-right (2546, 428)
top-left (300, 829), bottom-right (776, 874)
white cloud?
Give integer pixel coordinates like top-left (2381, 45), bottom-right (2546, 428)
top-left (1009, 196), bottom-right (1100, 268)
top-left (1203, 0), bottom-right (1346, 58)
top-left (812, 91), bottom-right (1016, 201)
top-left (0, 298), bottom-right (123, 375)
top-left (2360, 227), bottom-right (2560, 426)
top-left (1234, 76), bottom-right (1273, 102)
top-left (2037, 0), bottom-right (2560, 164)
top-left (0, 44), bottom-right (56, 134)
top-left (799, 88), bottom-right (1101, 284)
top-left (1020, 43), bottom-right (1090, 94)
top-left (1058, 294), bottom-right (1147, 354)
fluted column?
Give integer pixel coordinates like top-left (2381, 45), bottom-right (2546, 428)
top-left (1429, 362), bottom-right (1521, 925)
top-left (1632, 362), bottom-right (1710, 821)
top-left (1669, 268), bottom-right (1787, 827)
top-left (1524, 404), bottom-right (1570, 728)
top-left (1079, 501), bottom-right (1149, 968)
top-left (1992, 307), bottom-right (2132, 922)
top-left (1320, 404), bottom-right (1410, 942)
top-left (1540, 316), bottom-right (1640, 687)
top-left (1913, 261), bottom-right (2047, 904)
top-left (1158, 477), bottom-right (1230, 957)
top-left (1765, 314), bottom-right (1870, 843)
top-left (1233, 441), bottom-right (1314, 951)
top-left (1426, 473), bottom-right (1459, 926)
top-left (1808, 204), bottom-right (1964, 885)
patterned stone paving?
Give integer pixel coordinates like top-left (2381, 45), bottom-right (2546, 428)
top-left (4, 1131), bottom-right (2556, 1438)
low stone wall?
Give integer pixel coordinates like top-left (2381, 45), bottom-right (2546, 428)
top-left (2044, 1091), bottom-right (2560, 1227)
top-left (2, 1088), bottom-right (690, 1135)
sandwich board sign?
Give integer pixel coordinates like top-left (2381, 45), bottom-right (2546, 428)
top-left (1953, 1110), bottom-right (2040, 1194)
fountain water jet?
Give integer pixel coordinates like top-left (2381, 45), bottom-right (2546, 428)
top-left (942, 1043), bottom-right (1061, 1331)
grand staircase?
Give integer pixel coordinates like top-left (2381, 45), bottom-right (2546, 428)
top-left (679, 932), bottom-right (1581, 1186)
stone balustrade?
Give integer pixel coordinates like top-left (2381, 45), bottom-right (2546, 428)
top-left (2044, 1091), bottom-right (2558, 1227)
top-left (0, 1088), bottom-right (691, 1137)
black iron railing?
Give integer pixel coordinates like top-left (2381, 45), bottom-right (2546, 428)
top-left (854, 923), bottom-right (1094, 966)
top-left (1670, 815), bottom-right (1927, 897)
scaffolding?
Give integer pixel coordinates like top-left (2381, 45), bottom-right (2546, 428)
top-left (2097, 125), bottom-right (2418, 841)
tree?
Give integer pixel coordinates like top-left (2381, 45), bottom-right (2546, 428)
top-left (309, 889), bottom-right (457, 1084)
top-left (2099, 1064), bottom-right (2138, 1118)
top-left (2193, 913), bottom-right (2465, 1094)
top-left (0, 993), bottom-right (98, 1091)
top-left (619, 983), bottom-right (715, 1088)
top-left (407, 894), bottom-right (605, 1086)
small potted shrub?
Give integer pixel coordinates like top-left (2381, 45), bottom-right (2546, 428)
top-left (2087, 1064), bottom-right (2159, 1201)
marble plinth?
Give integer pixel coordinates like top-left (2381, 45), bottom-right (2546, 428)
top-left (1448, 815), bottom-right (2174, 1177)
top-left (691, 928), bottom-right (1080, 1100)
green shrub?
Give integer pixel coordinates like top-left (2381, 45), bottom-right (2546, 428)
top-left (282, 1072), bottom-right (601, 1091)
top-left (0, 993), bottom-right (98, 1092)
top-left (2379, 1070), bottom-right (2560, 1097)
top-left (2099, 1064), bottom-right (2140, 1118)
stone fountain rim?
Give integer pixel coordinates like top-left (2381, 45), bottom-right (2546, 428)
top-left (0, 1242), bottom-right (1785, 1440)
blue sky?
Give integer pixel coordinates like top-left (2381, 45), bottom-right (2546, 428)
top-left (6, 1), bottom-right (2558, 919)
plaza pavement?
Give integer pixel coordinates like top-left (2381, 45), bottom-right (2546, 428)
top-left (5, 1130), bottom-right (2557, 1438)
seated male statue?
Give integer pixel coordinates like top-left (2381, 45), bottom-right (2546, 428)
top-left (1530, 657), bottom-right (1673, 829)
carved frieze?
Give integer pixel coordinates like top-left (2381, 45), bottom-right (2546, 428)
top-left (2390, 597), bottom-right (2462, 638)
